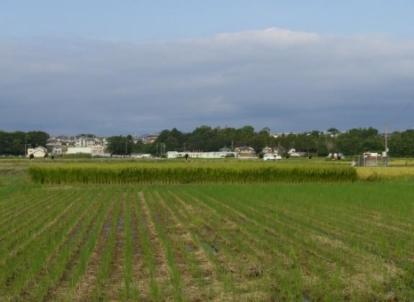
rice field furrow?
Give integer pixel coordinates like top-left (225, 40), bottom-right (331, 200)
top-left (246, 196), bottom-right (414, 268)
top-left (189, 188), bottom-right (410, 299)
top-left (121, 189), bottom-right (137, 300)
top-left (1, 199), bottom-right (77, 262)
top-left (105, 192), bottom-right (126, 301)
top-left (158, 191), bottom-right (231, 301)
top-left (0, 191), bottom-right (77, 252)
top-left (240, 201), bottom-right (402, 288)
top-left (49, 190), bottom-right (114, 301)
top-left (132, 191), bottom-right (159, 300)
top-left (0, 190), bottom-right (50, 220)
top-left (0, 194), bottom-right (90, 299)
top-left (180, 191), bottom-right (373, 297)
top-left (139, 191), bottom-right (176, 300)
top-left (128, 192), bottom-right (149, 300)
top-left (176, 190), bottom-right (301, 261)
top-left (0, 190), bottom-right (71, 234)
top-left (170, 190), bottom-right (286, 265)
top-left (145, 191), bottom-right (187, 301)
top-left (72, 196), bottom-right (117, 301)
top-left (153, 191), bottom-right (220, 300)
top-left (90, 193), bottom-right (122, 301)
top-left (202, 192), bottom-right (389, 280)
top-left (167, 191), bottom-right (277, 298)
top-left (17, 192), bottom-right (101, 301)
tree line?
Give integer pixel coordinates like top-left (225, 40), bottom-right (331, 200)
top-left (106, 126), bottom-right (414, 157)
top-left (0, 131), bottom-right (49, 156)
top-left (1, 127), bottom-right (413, 157)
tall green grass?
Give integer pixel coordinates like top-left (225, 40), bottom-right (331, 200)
top-left (29, 164), bottom-right (357, 184)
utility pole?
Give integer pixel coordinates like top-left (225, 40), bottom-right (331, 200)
top-left (384, 126), bottom-right (389, 167)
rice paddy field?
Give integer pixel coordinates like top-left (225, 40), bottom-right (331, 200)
top-left (1, 159), bottom-right (414, 301)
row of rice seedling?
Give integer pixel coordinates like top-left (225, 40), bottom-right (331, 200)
top-left (92, 196), bottom-right (122, 301)
top-left (19, 194), bottom-right (104, 301)
top-left (2, 179), bottom-right (414, 300)
top-left (144, 192), bottom-right (185, 301)
top-left (0, 191), bottom-right (90, 299)
top-left (162, 190), bottom-right (270, 298)
top-left (57, 192), bottom-right (114, 301)
top-left (133, 192), bottom-right (162, 301)
top-left (29, 164), bottom-right (357, 184)
top-left (170, 189), bottom-right (304, 299)
top-left (0, 191), bottom-right (76, 259)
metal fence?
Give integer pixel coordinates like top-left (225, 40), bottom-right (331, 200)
top-left (354, 155), bottom-right (389, 167)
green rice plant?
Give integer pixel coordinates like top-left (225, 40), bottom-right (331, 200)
top-left (3, 159), bottom-right (414, 300)
top-left (122, 191), bottom-right (135, 300)
top-left (92, 193), bottom-right (122, 301)
top-left (61, 192), bottom-right (115, 300)
top-left (145, 191), bottom-right (185, 302)
top-left (134, 191), bottom-right (162, 301)
top-left (20, 193), bottom-right (104, 301)
top-left (0, 193), bottom-right (87, 299)
top-left (0, 190), bottom-right (72, 247)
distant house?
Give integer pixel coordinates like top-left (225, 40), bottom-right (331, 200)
top-left (46, 140), bottom-right (64, 155)
top-left (141, 134), bottom-right (159, 145)
top-left (167, 151), bottom-right (237, 159)
top-left (262, 146), bottom-right (282, 160)
top-left (65, 145), bottom-right (106, 157)
top-left (288, 148), bottom-right (306, 157)
top-left (262, 146), bottom-right (274, 154)
top-left (66, 147), bottom-right (92, 155)
top-left (234, 146), bottom-right (257, 159)
top-left (27, 146), bottom-right (48, 158)
top-left (131, 153), bottom-right (152, 159)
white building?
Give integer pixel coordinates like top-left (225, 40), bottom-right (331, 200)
top-left (234, 146), bottom-right (257, 159)
top-left (27, 147), bottom-right (48, 158)
top-left (167, 151), bottom-right (237, 159)
top-left (66, 147), bottom-right (92, 155)
top-left (131, 153), bottom-right (152, 159)
top-left (288, 148), bottom-right (306, 157)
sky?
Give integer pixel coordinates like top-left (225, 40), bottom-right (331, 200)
top-left (1, 1), bottom-right (414, 135)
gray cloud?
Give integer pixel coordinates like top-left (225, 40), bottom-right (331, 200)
top-left (1, 28), bottom-right (414, 135)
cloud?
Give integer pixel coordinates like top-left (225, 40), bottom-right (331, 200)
top-left (0, 28), bottom-right (414, 134)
